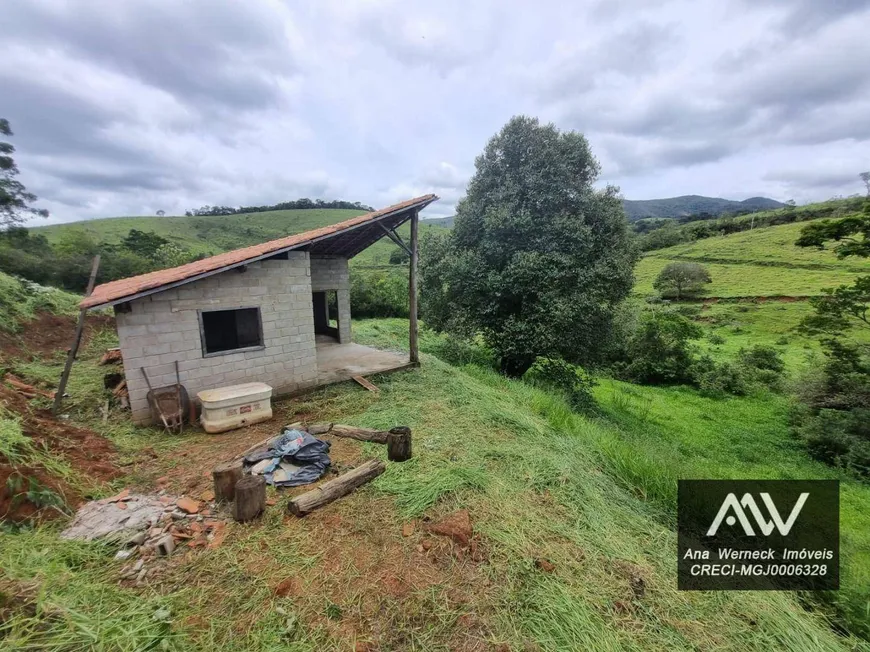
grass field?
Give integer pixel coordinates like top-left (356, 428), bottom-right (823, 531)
top-left (635, 258), bottom-right (865, 297)
top-left (3, 209), bottom-right (870, 648)
top-left (30, 209), bottom-right (440, 270)
top-left (635, 218), bottom-right (870, 298)
top-left (2, 317), bottom-right (868, 650)
top-left (646, 221), bottom-right (870, 271)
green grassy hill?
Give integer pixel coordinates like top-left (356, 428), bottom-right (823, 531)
top-left (3, 201), bottom-right (869, 647)
top-left (1, 311), bottom-right (867, 649)
top-left (33, 209), bottom-right (368, 256)
top-left (32, 209), bottom-right (442, 269)
top-left (635, 218), bottom-right (870, 298)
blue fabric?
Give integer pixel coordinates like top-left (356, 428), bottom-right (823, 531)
top-left (244, 429), bottom-right (331, 487)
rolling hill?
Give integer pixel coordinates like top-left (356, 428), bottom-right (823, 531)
top-left (31, 208), bottom-right (444, 268)
top-left (623, 195), bottom-right (784, 221)
top-left (4, 196), bottom-right (870, 646)
top-left (635, 218), bottom-right (870, 298)
top-left (34, 193), bottom-right (785, 249)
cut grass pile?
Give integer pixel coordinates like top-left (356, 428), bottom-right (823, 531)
top-left (0, 272), bottom-right (80, 333)
top-left (3, 353), bottom-right (868, 650)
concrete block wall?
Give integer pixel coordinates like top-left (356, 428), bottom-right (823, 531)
top-left (116, 252), bottom-right (318, 424)
top-left (310, 256), bottom-right (351, 344)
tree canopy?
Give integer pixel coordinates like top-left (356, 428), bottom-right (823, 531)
top-left (421, 115), bottom-right (637, 376)
top-left (653, 262), bottom-right (712, 299)
top-left (0, 119), bottom-right (48, 226)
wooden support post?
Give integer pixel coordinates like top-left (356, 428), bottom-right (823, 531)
top-left (409, 209), bottom-right (419, 364)
top-left (213, 460), bottom-right (244, 503)
top-left (387, 426), bottom-right (412, 462)
top-left (233, 475), bottom-right (266, 522)
top-left (53, 255), bottom-right (100, 416)
top-left (288, 459), bottom-right (386, 517)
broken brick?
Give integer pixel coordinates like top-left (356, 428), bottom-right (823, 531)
top-left (103, 488), bottom-right (130, 504)
top-left (176, 497), bottom-right (200, 514)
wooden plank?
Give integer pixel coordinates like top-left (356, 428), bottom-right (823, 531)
top-left (52, 255), bottom-right (100, 415)
top-left (409, 209), bottom-right (419, 364)
top-left (352, 375), bottom-right (380, 393)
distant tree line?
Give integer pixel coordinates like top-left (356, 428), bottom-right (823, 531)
top-left (184, 198), bottom-right (374, 217)
top-left (0, 227), bottom-right (204, 293)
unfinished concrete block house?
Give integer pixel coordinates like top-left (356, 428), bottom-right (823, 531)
top-left (80, 195), bottom-right (437, 424)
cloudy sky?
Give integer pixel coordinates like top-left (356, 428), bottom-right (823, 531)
top-left (2, 0), bottom-right (868, 224)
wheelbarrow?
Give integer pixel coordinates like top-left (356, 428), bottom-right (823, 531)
top-left (141, 361), bottom-right (188, 434)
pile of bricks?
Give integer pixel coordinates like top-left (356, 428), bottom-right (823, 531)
top-left (64, 489), bottom-right (228, 586)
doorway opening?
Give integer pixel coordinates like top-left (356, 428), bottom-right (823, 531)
top-left (312, 290), bottom-right (339, 340)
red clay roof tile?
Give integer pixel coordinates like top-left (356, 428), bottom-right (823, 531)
top-left (81, 194), bottom-right (436, 309)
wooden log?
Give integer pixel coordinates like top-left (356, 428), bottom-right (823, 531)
top-left (233, 475), bottom-right (266, 522)
top-left (329, 425), bottom-right (389, 444)
top-left (213, 460), bottom-right (243, 503)
top-left (387, 427), bottom-right (412, 462)
top-left (288, 459), bottom-right (386, 517)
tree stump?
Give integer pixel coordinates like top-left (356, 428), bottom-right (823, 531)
top-left (233, 475), bottom-right (266, 522)
top-left (387, 427), bottom-right (412, 462)
top-left (213, 460), bottom-right (243, 503)
top-left (288, 459), bottom-right (386, 517)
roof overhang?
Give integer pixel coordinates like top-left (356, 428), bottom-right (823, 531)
top-left (81, 194), bottom-right (438, 310)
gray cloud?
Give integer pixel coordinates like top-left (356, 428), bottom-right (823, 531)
top-left (537, 21), bottom-right (677, 100)
top-left (749, 0), bottom-right (870, 34)
top-left (0, 0), bottom-right (868, 224)
top-left (2, 1), bottom-right (296, 113)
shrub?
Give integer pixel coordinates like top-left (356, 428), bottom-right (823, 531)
top-left (620, 311), bottom-right (703, 385)
top-left (794, 409), bottom-right (870, 476)
top-left (791, 341), bottom-right (870, 477)
top-left (674, 304), bottom-right (702, 318)
top-left (696, 360), bottom-right (750, 397)
top-left (738, 345), bottom-right (785, 374)
top-left (429, 335), bottom-right (496, 369)
top-left (707, 333), bottom-right (726, 345)
top-left (388, 248), bottom-right (409, 265)
top-left (350, 269), bottom-right (408, 318)
top-left (524, 356), bottom-right (597, 413)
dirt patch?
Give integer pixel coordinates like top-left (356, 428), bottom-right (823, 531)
top-left (426, 509), bottom-right (473, 546)
top-left (130, 404), bottom-right (368, 497)
top-left (0, 312), bottom-right (113, 363)
top-left (0, 383), bottom-right (121, 523)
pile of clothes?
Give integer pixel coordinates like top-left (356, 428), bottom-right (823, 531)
top-left (244, 429), bottom-right (332, 487)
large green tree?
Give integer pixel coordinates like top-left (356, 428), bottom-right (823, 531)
top-left (421, 116), bottom-right (638, 376)
top-left (0, 119), bottom-right (48, 225)
top-left (794, 194), bottom-right (870, 475)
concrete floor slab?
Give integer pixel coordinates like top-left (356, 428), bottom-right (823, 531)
top-left (315, 335), bottom-right (409, 385)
